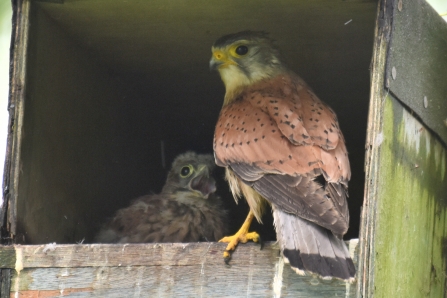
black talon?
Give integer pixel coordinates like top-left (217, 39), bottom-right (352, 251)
top-left (224, 253), bottom-right (232, 266)
top-left (258, 235), bottom-right (264, 250)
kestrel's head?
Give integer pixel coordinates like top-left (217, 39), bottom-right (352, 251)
top-left (210, 31), bottom-right (286, 99)
top-left (162, 152), bottom-right (217, 201)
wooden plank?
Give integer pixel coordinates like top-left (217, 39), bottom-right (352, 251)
top-left (2, 0), bottom-right (30, 242)
top-left (1, 241), bottom-right (359, 297)
top-left (0, 243), bottom-right (273, 268)
top-left (0, 269), bottom-right (11, 298)
top-left (357, 0), bottom-right (392, 296)
top-left (359, 0), bottom-right (447, 297)
top-left (371, 94), bottom-right (447, 297)
top-left (386, 0), bottom-right (447, 145)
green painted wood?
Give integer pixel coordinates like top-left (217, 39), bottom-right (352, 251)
top-left (359, 0), bottom-right (447, 296)
top-left (386, 0), bottom-right (447, 145)
top-left (372, 95), bottom-right (447, 297)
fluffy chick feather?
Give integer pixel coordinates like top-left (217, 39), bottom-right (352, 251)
top-left (95, 152), bottom-right (227, 243)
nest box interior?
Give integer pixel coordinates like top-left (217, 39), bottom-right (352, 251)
top-left (13, 0), bottom-right (377, 244)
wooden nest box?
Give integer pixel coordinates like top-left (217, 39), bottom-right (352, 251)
top-left (1, 0), bottom-right (446, 297)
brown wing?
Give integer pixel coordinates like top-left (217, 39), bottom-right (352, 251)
top-left (214, 73), bottom-right (350, 235)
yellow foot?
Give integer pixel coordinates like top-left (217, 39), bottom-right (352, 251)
top-left (218, 210), bottom-right (262, 264)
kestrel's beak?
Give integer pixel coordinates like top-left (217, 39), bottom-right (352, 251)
top-left (210, 49), bottom-right (236, 71)
top-left (189, 164), bottom-right (216, 199)
top-left (209, 57), bottom-right (222, 71)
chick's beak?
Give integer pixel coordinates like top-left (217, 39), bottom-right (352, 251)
top-left (189, 165), bottom-right (216, 199)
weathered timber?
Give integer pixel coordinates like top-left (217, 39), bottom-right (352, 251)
top-left (2, 0), bottom-right (30, 243)
top-left (386, 0), bottom-right (447, 145)
top-left (372, 94), bottom-right (447, 297)
top-left (357, 0), bottom-right (391, 296)
top-left (358, 0), bottom-right (447, 297)
top-left (0, 241), bottom-right (359, 297)
top-left (0, 270), bottom-right (11, 298)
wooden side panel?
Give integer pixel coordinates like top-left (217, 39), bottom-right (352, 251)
top-left (357, 0), bottom-right (392, 295)
top-left (2, 0), bottom-right (30, 243)
top-left (385, 0), bottom-right (447, 145)
top-left (359, 0), bottom-right (447, 296)
top-left (372, 95), bottom-right (447, 297)
top-left (10, 0), bottom-right (151, 244)
top-left (1, 242), bottom-right (359, 297)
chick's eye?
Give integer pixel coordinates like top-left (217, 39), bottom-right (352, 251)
top-left (180, 165), bottom-right (193, 177)
top-left (235, 45), bottom-right (248, 55)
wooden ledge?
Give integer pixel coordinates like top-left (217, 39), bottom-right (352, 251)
top-left (0, 240), bottom-right (358, 297)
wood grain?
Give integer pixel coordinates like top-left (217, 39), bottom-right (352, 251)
top-left (359, 1), bottom-right (447, 297)
top-left (1, 241), bottom-right (358, 297)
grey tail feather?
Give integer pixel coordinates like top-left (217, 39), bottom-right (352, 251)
top-left (272, 206), bottom-right (356, 281)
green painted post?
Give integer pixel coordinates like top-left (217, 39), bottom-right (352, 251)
top-left (358, 0), bottom-right (447, 297)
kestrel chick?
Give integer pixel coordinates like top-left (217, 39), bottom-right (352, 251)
top-left (210, 31), bottom-right (355, 281)
top-left (95, 152), bottom-right (227, 243)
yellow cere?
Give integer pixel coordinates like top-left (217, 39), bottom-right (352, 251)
top-left (212, 48), bottom-right (238, 69)
top-left (213, 49), bottom-right (225, 60)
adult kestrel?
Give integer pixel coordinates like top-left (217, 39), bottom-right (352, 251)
top-left (95, 152), bottom-right (227, 243)
top-left (210, 31), bottom-right (355, 281)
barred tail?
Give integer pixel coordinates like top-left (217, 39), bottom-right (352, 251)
top-left (272, 206), bottom-right (356, 281)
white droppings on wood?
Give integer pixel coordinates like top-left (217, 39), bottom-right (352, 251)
top-left (43, 242), bottom-right (57, 253)
top-left (348, 238), bottom-right (359, 259)
top-left (122, 244), bottom-right (128, 253)
top-left (345, 239), bottom-right (359, 297)
top-left (14, 246), bottom-right (23, 274)
top-left (14, 246), bottom-right (23, 298)
top-left (61, 269), bottom-right (70, 277)
top-left (402, 108), bottom-right (423, 153)
top-left (374, 132), bottom-right (384, 147)
top-left (273, 255), bottom-right (284, 298)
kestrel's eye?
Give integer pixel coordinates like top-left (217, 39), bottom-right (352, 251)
top-left (235, 45), bottom-right (248, 56)
top-left (180, 165), bottom-right (194, 178)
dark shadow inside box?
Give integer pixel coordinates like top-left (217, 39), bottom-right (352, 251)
top-left (15, 0), bottom-right (377, 244)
